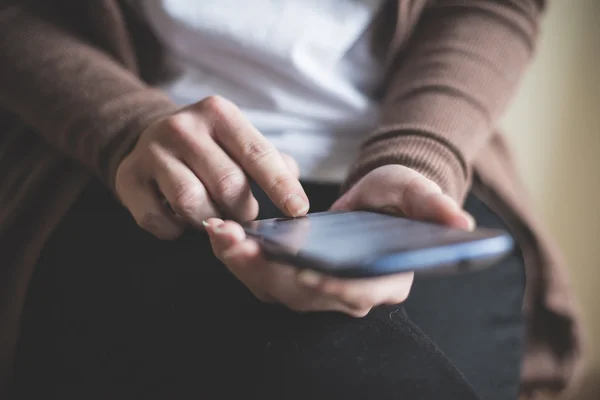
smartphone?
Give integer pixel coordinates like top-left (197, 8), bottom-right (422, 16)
top-left (242, 210), bottom-right (513, 278)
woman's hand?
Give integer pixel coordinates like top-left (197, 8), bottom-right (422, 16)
top-left (115, 96), bottom-right (308, 240)
top-left (331, 165), bottom-right (474, 229)
top-left (206, 164), bottom-right (474, 317)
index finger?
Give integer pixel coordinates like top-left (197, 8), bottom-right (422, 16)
top-left (204, 97), bottom-right (309, 217)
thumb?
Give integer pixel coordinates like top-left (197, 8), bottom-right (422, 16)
top-left (332, 165), bottom-right (473, 230)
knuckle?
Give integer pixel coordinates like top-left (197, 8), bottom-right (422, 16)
top-left (403, 175), bottom-right (424, 196)
top-left (171, 182), bottom-right (206, 215)
top-left (242, 140), bottom-right (276, 164)
top-left (407, 174), bottom-right (439, 198)
top-left (164, 113), bottom-right (195, 141)
top-left (214, 170), bottom-right (247, 201)
top-left (198, 95), bottom-right (231, 119)
top-left (398, 176), bottom-right (425, 216)
top-left (268, 175), bottom-right (296, 196)
top-left (400, 176), bottom-right (442, 217)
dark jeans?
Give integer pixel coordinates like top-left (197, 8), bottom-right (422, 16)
top-left (10, 180), bottom-right (525, 400)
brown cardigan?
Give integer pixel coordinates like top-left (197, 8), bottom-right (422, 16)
top-left (0, 0), bottom-right (583, 397)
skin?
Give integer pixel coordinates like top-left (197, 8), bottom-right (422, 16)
top-left (116, 95), bottom-right (475, 318)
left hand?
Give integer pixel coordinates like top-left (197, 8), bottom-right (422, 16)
top-left (205, 164), bottom-right (474, 317)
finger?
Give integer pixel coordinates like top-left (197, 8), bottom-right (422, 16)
top-left (333, 167), bottom-right (438, 215)
top-left (163, 110), bottom-right (258, 222)
top-left (185, 141), bottom-right (257, 222)
top-left (205, 219), bottom-right (247, 258)
top-left (198, 97), bottom-right (309, 217)
top-left (119, 179), bottom-right (185, 240)
top-left (207, 226), bottom-right (308, 306)
top-left (298, 270), bottom-right (414, 311)
top-left (225, 258), bottom-right (360, 315)
top-left (216, 236), bottom-right (274, 302)
top-left (280, 285), bottom-right (366, 316)
top-left (406, 190), bottom-right (475, 231)
top-left (288, 270), bottom-right (364, 314)
top-left (209, 227), bottom-right (375, 315)
top-left (154, 153), bottom-right (220, 228)
top-left (295, 269), bottom-right (369, 313)
top-left (205, 220), bottom-right (287, 304)
top-left (334, 165), bottom-right (470, 228)
top-left (409, 191), bottom-right (470, 229)
top-left (464, 212), bottom-right (476, 231)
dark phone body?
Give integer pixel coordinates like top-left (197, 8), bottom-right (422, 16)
top-left (242, 211), bottom-right (513, 278)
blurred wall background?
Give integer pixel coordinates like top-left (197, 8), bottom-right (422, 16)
top-left (500, 1), bottom-right (600, 397)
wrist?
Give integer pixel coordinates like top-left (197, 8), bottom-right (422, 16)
top-left (103, 89), bottom-right (177, 195)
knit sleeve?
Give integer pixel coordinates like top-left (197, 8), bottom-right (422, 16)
top-left (0, 1), bottom-right (178, 191)
top-left (344, 0), bottom-right (545, 202)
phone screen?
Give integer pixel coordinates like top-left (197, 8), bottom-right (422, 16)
top-left (243, 211), bottom-right (512, 276)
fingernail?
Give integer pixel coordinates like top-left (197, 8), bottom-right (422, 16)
top-left (297, 269), bottom-right (322, 288)
top-left (213, 225), bottom-right (226, 235)
top-left (465, 214), bottom-right (476, 231)
top-left (204, 220), bottom-right (225, 234)
top-left (285, 194), bottom-right (309, 217)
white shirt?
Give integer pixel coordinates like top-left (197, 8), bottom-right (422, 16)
top-left (139, 0), bottom-right (385, 182)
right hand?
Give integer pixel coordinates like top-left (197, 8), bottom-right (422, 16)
top-left (115, 96), bottom-right (309, 240)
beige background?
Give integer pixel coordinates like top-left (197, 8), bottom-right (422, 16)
top-left (500, 1), bottom-right (600, 397)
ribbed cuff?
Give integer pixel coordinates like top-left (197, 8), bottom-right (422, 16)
top-left (343, 132), bottom-right (470, 204)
